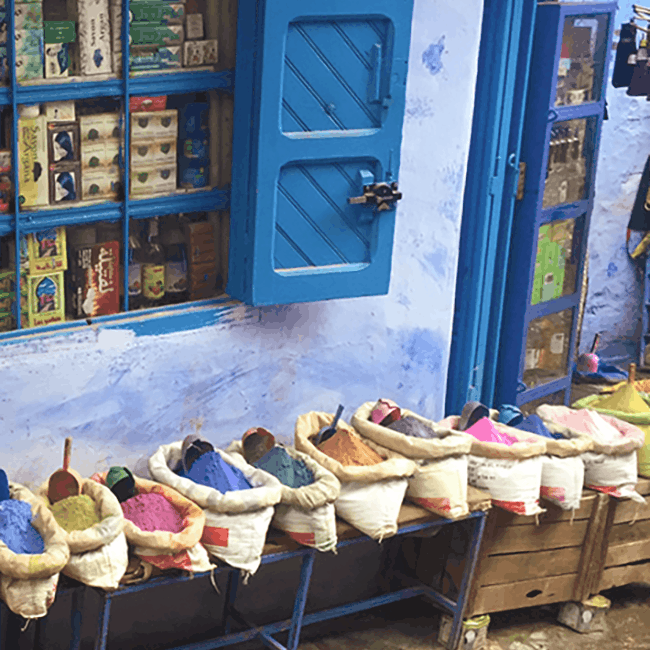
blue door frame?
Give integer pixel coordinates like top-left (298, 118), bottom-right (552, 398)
top-left (445, 0), bottom-right (537, 415)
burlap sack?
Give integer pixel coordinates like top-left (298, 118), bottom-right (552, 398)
top-left (148, 444), bottom-right (281, 574)
top-left (294, 412), bottom-right (417, 483)
top-left (38, 479), bottom-right (125, 553)
top-left (0, 484), bottom-right (69, 619)
top-left (91, 473), bottom-right (212, 573)
top-left (227, 441), bottom-right (340, 552)
top-left (352, 402), bottom-right (473, 459)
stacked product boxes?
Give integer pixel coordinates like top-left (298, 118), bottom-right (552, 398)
top-left (178, 102), bottom-right (208, 189)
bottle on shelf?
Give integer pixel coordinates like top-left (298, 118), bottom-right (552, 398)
top-left (161, 215), bottom-right (188, 305)
top-left (127, 221), bottom-right (145, 310)
top-left (141, 218), bottom-right (166, 308)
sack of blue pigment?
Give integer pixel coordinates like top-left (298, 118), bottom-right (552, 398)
top-left (37, 479), bottom-right (129, 589)
top-left (227, 438), bottom-right (340, 553)
top-left (352, 402), bottom-right (474, 519)
top-left (91, 472), bottom-right (213, 575)
top-left (149, 442), bottom-right (282, 578)
top-left (0, 484), bottom-right (69, 619)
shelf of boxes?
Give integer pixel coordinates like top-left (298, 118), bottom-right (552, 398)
top-left (0, 0), bottom-right (233, 332)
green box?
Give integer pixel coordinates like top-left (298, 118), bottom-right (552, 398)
top-left (44, 20), bottom-right (76, 44)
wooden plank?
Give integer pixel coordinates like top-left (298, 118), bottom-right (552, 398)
top-left (465, 509), bottom-right (500, 617)
top-left (636, 478), bottom-right (650, 496)
top-left (479, 547), bottom-right (582, 586)
top-left (573, 491), bottom-right (611, 601)
top-left (612, 496), bottom-right (650, 525)
top-left (600, 561), bottom-right (650, 591)
top-left (606, 538), bottom-right (650, 567)
top-left (487, 519), bottom-right (588, 554)
top-left (470, 573), bottom-right (578, 616)
top-left (491, 492), bottom-right (595, 528)
top-left (608, 518), bottom-right (650, 545)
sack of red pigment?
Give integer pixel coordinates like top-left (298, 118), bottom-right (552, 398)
top-left (91, 473), bottom-right (212, 574)
top-left (438, 414), bottom-right (547, 516)
top-left (37, 479), bottom-right (129, 589)
top-left (352, 401), bottom-right (473, 519)
top-left (537, 405), bottom-right (646, 502)
top-left (148, 441), bottom-right (281, 577)
top-left (294, 412), bottom-right (417, 541)
top-left (227, 429), bottom-right (340, 553)
top-left (0, 484), bottom-right (69, 619)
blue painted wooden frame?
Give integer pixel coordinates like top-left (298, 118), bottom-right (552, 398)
top-left (445, 0), bottom-right (537, 415)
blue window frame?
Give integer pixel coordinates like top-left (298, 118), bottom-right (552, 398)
top-left (0, 0), bottom-right (415, 345)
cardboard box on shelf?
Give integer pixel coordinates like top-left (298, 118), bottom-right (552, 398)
top-left (71, 0), bottom-right (112, 75)
top-left (129, 95), bottom-right (167, 112)
top-left (0, 149), bottom-right (11, 213)
top-left (202, 39), bottom-right (217, 64)
top-left (79, 113), bottom-right (121, 141)
top-left (27, 270), bottom-right (65, 328)
top-left (17, 115), bottom-right (48, 207)
top-left (183, 40), bottom-right (203, 66)
top-left (47, 121), bottom-right (80, 164)
top-left (44, 20), bottom-right (76, 44)
top-left (178, 157), bottom-right (208, 189)
top-left (188, 261), bottom-right (217, 300)
top-left (180, 135), bottom-right (208, 159)
top-left (70, 240), bottom-right (120, 317)
top-left (131, 109), bottom-right (177, 140)
top-left (0, 268), bottom-right (28, 294)
top-left (26, 226), bottom-right (68, 275)
top-left (14, 3), bottom-right (43, 30)
top-left (15, 29), bottom-right (43, 55)
top-left (178, 103), bottom-right (208, 138)
top-left (130, 165), bottom-right (176, 197)
top-left (131, 138), bottom-right (176, 167)
top-left (81, 169), bottom-right (122, 200)
top-left (45, 42), bottom-right (70, 78)
top-left (185, 221), bottom-right (215, 265)
top-left (130, 2), bottom-right (185, 23)
top-left (16, 52), bottom-right (43, 81)
top-left (130, 23), bottom-right (183, 47)
top-left (45, 101), bottom-right (76, 122)
top-left (124, 45), bottom-right (182, 71)
top-left (81, 140), bottom-right (119, 171)
top-left (49, 164), bottom-right (81, 203)
top-left (185, 13), bottom-right (203, 40)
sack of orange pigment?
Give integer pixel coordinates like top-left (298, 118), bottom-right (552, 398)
top-left (36, 479), bottom-right (128, 590)
top-left (148, 440), bottom-right (282, 577)
top-left (351, 401), bottom-right (473, 519)
top-left (537, 404), bottom-right (646, 503)
top-left (438, 414), bottom-right (547, 516)
top-left (0, 483), bottom-right (69, 619)
top-left (294, 412), bottom-right (417, 541)
top-left (226, 428), bottom-right (340, 553)
top-left (91, 472), bottom-right (213, 574)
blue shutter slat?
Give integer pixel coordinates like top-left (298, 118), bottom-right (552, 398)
top-left (229, 0), bottom-right (413, 306)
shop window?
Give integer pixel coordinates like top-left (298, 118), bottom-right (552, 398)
top-left (0, 0), bottom-right (413, 340)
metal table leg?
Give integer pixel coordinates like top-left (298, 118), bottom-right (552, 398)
top-left (222, 569), bottom-right (240, 635)
top-left (69, 586), bottom-right (85, 650)
top-left (286, 550), bottom-right (316, 650)
top-left (92, 591), bottom-right (112, 650)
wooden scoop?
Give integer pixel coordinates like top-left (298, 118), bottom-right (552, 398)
top-left (47, 437), bottom-right (82, 504)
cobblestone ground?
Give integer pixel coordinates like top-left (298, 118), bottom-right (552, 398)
top-left (295, 583), bottom-right (650, 649)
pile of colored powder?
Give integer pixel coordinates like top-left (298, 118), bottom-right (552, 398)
top-left (543, 408), bottom-right (623, 444)
top-left (465, 418), bottom-right (519, 446)
top-left (121, 492), bottom-right (185, 533)
top-left (254, 447), bottom-right (314, 488)
top-left (318, 429), bottom-right (384, 466)
top-left (517, 414), bottom-right (563, 440)
top-left (50, 494), bottom-right (100, 533)
top-left (387, 416), bottom-right (441, 439)
top-left (0, 499), bottom-right (44, 554)
top-left (177, 450), bottom-right (252, 493)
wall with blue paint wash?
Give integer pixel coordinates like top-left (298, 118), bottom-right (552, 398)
top-left (1, 0), bottom-right (484, 488)
top-left (579, 0), bottom-right (649, 362)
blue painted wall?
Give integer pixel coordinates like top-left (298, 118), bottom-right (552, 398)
top-left (1, 0), bottom-right (484, 488)
top-left (579, 0), bottom-right (649, 363)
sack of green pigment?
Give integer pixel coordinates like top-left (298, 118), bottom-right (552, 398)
top-left (0, 484), bottom-right (69, 619)
top-left (352, 401), bottom-right (473, 519)
top-left (227, 438), bottom-right (340, 553)
top-left (438, 415), bottom-right (547, 516)
top-left (149, 443), bottom-right (282, 577)
top-left (92, 473), bottom-right (213, 574)
top-left (294, 412), bottom-right (417, 541)
top-left (37, 479), bottom-right (129, 589)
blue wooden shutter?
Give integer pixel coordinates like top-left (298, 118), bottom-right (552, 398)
top-left (228, 0), bottom-right (414, 306)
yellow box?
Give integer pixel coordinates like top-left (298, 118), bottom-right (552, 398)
top-left (27, 227), bottom-right (68, 275)
top-left (131, 109), bottom-right (177, 140)
top-left (18, 115), bottom-right (49, 207)
top-left (130, 165), bottom-right (176, 197)
top-left (28, 271), bottom-right (65, 328)
top-left (131, 138), bottom-right (176, 167)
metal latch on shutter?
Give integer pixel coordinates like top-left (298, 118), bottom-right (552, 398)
top-left (348, 168), bottom-right (403, 213)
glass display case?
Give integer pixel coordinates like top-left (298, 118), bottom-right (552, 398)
top-left (496, 2), bottom-right (616, 408)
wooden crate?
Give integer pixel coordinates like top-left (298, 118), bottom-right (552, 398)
top-left (464, 490), bottom-right (610, 617)
top-left (595, 478), bottom-right (650, 591)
